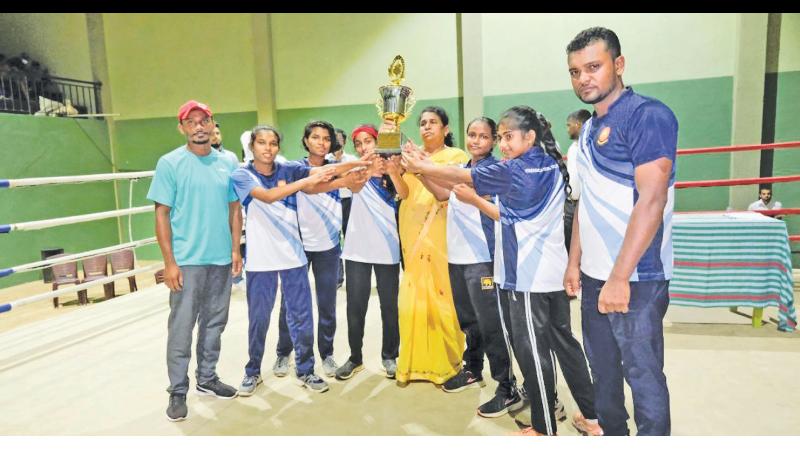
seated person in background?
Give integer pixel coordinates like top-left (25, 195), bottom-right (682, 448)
top-left (748, 187), bottom-right (784, 220)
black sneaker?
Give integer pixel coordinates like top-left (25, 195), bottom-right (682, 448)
top-left (196, 379), bottom-right (238, 399)
top-left (166, 393), bottom-right (187, 422)
top-left (335, 360), bottom-right (364, 380)
top-left (478, 390), bottom-right (525, 418)
top-left (442, 369), bottom-right (485, 393)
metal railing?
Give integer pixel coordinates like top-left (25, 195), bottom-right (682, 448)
top-left (0, 74), bottom-right (102, 117)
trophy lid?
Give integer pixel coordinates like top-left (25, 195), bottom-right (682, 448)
top-left (388, 55), bottom-right (405, 86)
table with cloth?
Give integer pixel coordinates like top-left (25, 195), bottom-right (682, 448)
top-left (669, 212), bottom-right (796, 332)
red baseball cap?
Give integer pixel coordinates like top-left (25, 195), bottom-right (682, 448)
top-left (177, 100), bottom-right (213, 121)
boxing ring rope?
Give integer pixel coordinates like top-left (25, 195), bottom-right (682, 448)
top-left (676, 175), bottom-right (800, 189)
top-left (0, 237), bottom-right (157, 279)
top-left (0, 263), bottom-right (164, 314)
top-left (677, 140), bottom-right (800, 155)
top-left (675, 141), bottom-right (798, 331)
top-left (0, 205), bottom-right (152, 233)
top-left (0, 167), bottom-right (247, 313)
top-left (1, 141), bottom-right (797, 318)
top-left (0, 171), bottom-right (154, 189)
top-left (675, 140), bottom-right (800, 243)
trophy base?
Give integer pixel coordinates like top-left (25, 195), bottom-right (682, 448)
top-left (375, 130), bottom-right (402, 155)
top-left (374, 147), bottom-right (402, 155)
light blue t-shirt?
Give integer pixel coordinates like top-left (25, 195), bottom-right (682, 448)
top-left (146, 145), bottom-right (239, 266)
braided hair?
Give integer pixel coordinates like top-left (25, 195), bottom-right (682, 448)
top-left (498, 106), bottom-right (572, 198)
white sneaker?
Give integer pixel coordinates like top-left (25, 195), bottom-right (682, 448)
top-left (238, 374), bottom-right (262, 397)
top-left (322, 356), bottom-right (338, 377)
top-left (298, 373), bottom-right (329, 393)
top-left (273, 355), bottom-right (290, 377)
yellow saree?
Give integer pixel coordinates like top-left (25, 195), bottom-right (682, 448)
top-left (396, 146), bottom-right (469, 384)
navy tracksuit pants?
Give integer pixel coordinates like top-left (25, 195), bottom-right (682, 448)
top-left (245, 266), bottom-right (315, 377)
top-left (277, 245), bottom-right (340, 361)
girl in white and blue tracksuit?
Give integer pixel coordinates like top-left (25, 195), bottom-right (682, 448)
top-left (402, 106), bottom-right (597, 436)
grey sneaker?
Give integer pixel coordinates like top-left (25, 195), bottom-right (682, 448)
top-left (322, 356), bottom-right (338, 378)
top-left (335, 360), bottom-right (364, 380)
top-left (166, 393), bottom-right (187, 422)
top-left (273, 355), bottom-right (290, 377)
top-left (196, 379), bottom-right (238, 399)
top-left (238, 374), bottom-right (263, 397)
top-left (298, 373), bottom-right (329, 393)
top-left (381, 359), bottom-right (397, 379)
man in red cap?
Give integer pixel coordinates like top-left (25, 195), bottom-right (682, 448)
top-left (147, 100), bottom-right (243, 422)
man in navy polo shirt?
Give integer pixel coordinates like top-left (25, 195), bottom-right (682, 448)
top-left (563, 27), bottom-right (678, 436)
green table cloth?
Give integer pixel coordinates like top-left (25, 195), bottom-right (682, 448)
top-left (670, 212), bottom-right (796, 332)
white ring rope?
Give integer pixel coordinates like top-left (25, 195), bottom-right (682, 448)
top-left (128, 178), bottom-right (137, 243)
top-left (1, 205), bottom-right (152, 233)
top-left (0, 171), bottom-right (154, 189)
top-left (1, 237), bottom-right (157, 277)
top-left (0, 263), bottom-right (164, 314)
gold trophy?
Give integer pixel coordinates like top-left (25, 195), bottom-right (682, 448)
top-left (375, 55), bottom-right (415, 155)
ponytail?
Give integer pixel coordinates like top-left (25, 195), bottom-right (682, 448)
top-left (499, 106), bottom-right (572, 198)
top-left (536, 112), bottom-right (572, 199)
top-left (444, 132), bottom-right (454, 147)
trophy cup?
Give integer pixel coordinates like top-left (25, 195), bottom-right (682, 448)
top-left (375, 55), bottom-right (415, 155)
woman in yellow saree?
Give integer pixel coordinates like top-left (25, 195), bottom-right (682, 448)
top-left (392, 106), bottom-right (469, 385)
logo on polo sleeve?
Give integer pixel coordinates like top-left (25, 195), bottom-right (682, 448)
top-left (597, 127), bottom-right (611, 146)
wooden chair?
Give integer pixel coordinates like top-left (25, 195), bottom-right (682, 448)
top-left (82, 254), bottom-right (114, 301)
top-left (48, 254), bottom-right (87, 307)
top-left (109, 249), bottom-right (138, 296)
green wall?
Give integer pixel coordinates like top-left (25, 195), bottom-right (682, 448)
top-left (484, 76), bottom-right (734, 213)
top-left (272, 14), bottom-right (459, 110)
top-left (102, 13), bottom-right (258, 120)
top-left (0, 114), bottom-right (118, 289)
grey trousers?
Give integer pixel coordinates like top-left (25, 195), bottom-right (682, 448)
top-left (166, 264), bottom-right (232, 395)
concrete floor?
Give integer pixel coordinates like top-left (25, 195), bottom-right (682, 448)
top-left (0, 273), bottom-right (798, 436)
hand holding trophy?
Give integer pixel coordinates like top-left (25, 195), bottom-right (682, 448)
top-left (375, 55), bottom-right (416, 155)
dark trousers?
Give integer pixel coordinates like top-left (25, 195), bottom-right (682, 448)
top-left (449, 262), bottom-right (516, 396)
top-left (580, 273), bottom-right (671, 436)
top-left (344, 259), bottom-right (400, 365)
top-left (245, 267), bottom-right (314, 377)
top-left (502, 289), bottom-right (597, 436)
top-left (166, 265), bottom-right (232, 394)
top-left (277, 245), bottom-right (341, 360)
top-left (564, 199), bottom-right (577, 254)
top-left (338, 197), bottom-right (352, 286)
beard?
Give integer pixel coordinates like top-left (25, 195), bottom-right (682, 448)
top-left (192, 137), bottom-right (210, 145)
top-left (575, 78), bottom-right (621, 105)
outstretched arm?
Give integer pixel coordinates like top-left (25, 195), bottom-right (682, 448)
top-left (401, 144), bottom-right (472, 185)
top-left (303, 167), bottom-right (370, 194)
top-left (250, 168), bottom-right (334, 203)
top-left (453, 184), bottom-right (499, 221)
